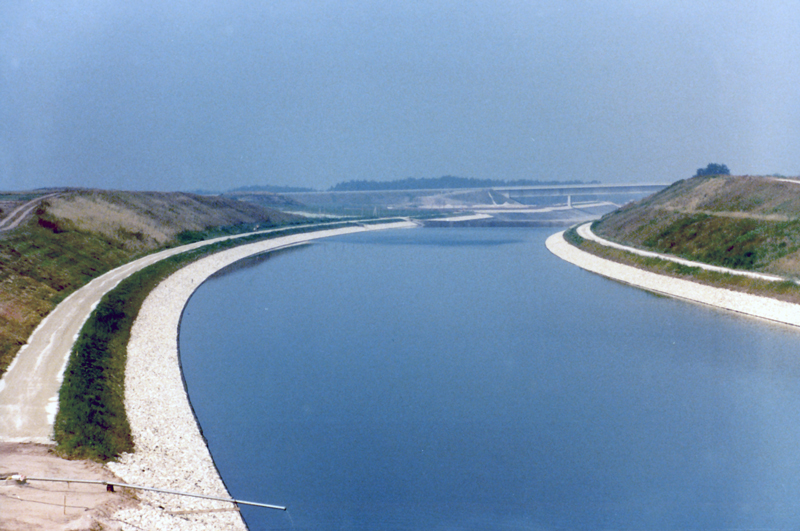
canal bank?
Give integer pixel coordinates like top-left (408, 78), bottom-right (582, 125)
top-left (546, 230), bottom-right (800, 328)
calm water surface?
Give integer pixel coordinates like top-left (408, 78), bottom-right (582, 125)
top-left (179, 228), bottom-right (800, 530)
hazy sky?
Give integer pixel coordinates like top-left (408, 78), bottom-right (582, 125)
top-left (1, 1), bottom-right (799, 192)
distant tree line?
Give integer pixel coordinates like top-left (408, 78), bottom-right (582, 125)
top-left (695, 163), bottom-right (730, 177)
top-left (228, 184), bottom-right (316, 193)
top-left (329, 176), bottom-right (599, 192)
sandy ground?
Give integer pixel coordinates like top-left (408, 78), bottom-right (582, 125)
top-left (0, 443), bottom-right (137, 531)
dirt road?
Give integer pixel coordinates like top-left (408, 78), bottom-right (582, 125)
top-left (0, 245), bottom-right (197, 442)
top-left (0, 193), bottom-right (59, 232)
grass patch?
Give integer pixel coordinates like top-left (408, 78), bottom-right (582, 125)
top-left (173, 221), bottom-right (296, 245)
top-left (0, 201), bottom-right (305, 379)
top-left (0, 215), bottom-right (154, 378)
top-left (563, 225), bottom-right (585, 246)
top-left (609, 213), bottom-right (800, 274)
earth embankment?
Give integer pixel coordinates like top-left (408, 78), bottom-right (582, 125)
top-left (0, 189), bottom-right (297, 380)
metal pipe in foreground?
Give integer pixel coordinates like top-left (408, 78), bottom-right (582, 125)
top-left (7, 475), bottom-right (286, 511)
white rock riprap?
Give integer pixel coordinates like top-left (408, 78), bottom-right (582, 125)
top-left (109, 222), bottom-right (418, 530)
top-left (546, 230), bottom-right (800, 328)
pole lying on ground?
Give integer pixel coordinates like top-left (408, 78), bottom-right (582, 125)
top-left (5, 475), bottom-right (286, 511)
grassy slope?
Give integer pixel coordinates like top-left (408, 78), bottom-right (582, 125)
top-left (593, 175), bottom-right (800, 279)
top-left (0, 189), bottom-right (298, 378)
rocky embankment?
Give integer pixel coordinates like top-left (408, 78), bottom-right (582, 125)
top-left (108, 222), bottom-right (417, 530)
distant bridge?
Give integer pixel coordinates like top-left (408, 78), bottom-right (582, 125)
top-left (493, 183), bottom-right (668, 199)
top-left (279, 182), bottom-right (670, 210)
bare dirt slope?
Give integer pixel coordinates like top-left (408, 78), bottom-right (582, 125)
top-left (0, 443), bottom-right (137, 531)
top-left (45, 189), bottom-right (294, 249)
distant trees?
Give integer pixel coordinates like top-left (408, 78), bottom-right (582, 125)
top-left (228, 184), bottom-right (315, 193)
top-left (695, 163), bottom-right (730, 177)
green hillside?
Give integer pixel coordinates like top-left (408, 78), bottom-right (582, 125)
top-left (593, 175), bottom-right (800, 278)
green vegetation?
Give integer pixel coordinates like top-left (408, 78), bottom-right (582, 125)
top-left (0, 211), bottom-right (148, 376)
top-left (563, 226), bottom-right (585, 246)
top-left (54, 261), bottom-right (170, 461)
top-left (695, 163), bottom-right (730, 177)
top-left (51, 230), bottom-right (271, 461)
top-left (0, 191), bottom-right (296, 379)
top-left (2, 186), bottom-right (411, 461)
top-left (172, 220), bottom-right (299, 245)
top-left (640, 215), bottom-right (800, 271)
top-left (52, 231), bottom-right (264, 461)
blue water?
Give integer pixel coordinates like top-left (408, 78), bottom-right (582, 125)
top-left (179, 228), bottom-right (800, 530)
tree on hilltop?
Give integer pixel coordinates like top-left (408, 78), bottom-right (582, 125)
top-left (695, 163), bottom-right (730, 177)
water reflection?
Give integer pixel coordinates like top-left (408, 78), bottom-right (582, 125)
top-left (205, 243), bottom-right (311, 281)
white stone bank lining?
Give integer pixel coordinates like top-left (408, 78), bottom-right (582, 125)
top-left (546, 230), bottom-right (800, 328)
top-left (108, 222), bottom-right (417, 531)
